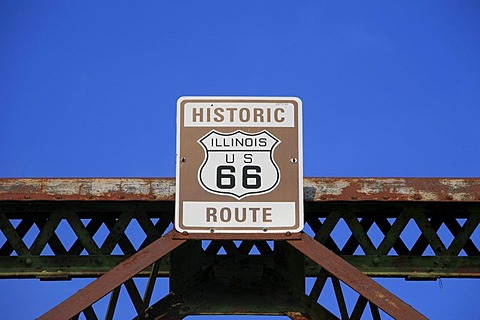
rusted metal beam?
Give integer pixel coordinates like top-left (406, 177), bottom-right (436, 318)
top-left (37, 231), bottom-right (185, 320)
top-left (288, 233), bottom-right (428, 320)
top-left (303, 178), bottom-right (480, 202)
top-left (1, 178), bottom-right (480, 202)
top-left (286, 312), bottom-right (312, 320)
top-left (0, 178), bottom-right (176, 201)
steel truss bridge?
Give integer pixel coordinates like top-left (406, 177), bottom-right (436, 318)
top-left (0, 178), bottom-right (479, 319)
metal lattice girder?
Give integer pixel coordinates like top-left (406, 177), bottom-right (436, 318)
top-left (0, 201), bottom-right (174, 279)
top-left (0, 200), bottom-right (479, 279)
top-left (36, 231), bottom-right (429, 320)
top-left (37, 231), bottom-right (186, 320)
top-left (0, 177), bottom-right (473, 319)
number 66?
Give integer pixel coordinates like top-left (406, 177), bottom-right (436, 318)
top-left (216, 165), bottom-right (261, 189)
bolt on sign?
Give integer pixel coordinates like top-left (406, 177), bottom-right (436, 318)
top-left (175, 97), bottom-right (303, 234)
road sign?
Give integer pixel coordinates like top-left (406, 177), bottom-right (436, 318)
top-left (175, 97), bottom-right (303, 233)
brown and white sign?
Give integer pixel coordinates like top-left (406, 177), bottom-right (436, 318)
top-left (175, 97), bottom-right (303, 233)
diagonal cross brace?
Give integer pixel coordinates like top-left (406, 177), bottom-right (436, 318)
top-left (288, 233), bottom-right (428, 320)
top-left (37, 231), bottom-right (185, 320)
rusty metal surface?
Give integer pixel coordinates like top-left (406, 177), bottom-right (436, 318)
top-left (288, 233), bottom-right (428, 320)
top-left (0, 178), bottom-right (176, 201)
top-left (37, 230), bottom-right (185, 320)
top-left (286, 312), bottom-right (311, 320)
top-left (1, 177), bottom-right (480, 202)
top-left (303, 177), bottom-right (480, 202)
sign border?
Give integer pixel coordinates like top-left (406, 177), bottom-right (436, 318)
top-left (175, 96), bottom-right (303, 234)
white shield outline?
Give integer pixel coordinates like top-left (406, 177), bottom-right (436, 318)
top-left (198, 130), bottom-right (281, 199)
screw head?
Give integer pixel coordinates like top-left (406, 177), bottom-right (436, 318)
top-left (25, 258), bottom-right (32, 266)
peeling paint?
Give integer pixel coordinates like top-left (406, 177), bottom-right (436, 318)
top-left (44, 180), bottom-right (80, 195)
top-left (121, 180), bottom-right (150, 195)
top-left (0, 178), bottom-right (479, 202)
top-left (440, 179), bottom-right (468, 189)
top-left (318, 180), bottom-right (351, 196)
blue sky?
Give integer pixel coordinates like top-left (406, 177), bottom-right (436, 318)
top-left (1, 1), bottom-right (479, 319)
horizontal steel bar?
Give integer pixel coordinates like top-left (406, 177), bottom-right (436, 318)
top-left (306, 256), bottom-right (480, 278)
top-left (0, 178), bottom-right (176, 201)
top-left (1, 201), bottom-right (478, 219)
top-left (1, 255), bottom-right (478, 280)
top-left (0, 256), bottom-right (170, 279)
top-left (1, 178), bottom-right (480, 202)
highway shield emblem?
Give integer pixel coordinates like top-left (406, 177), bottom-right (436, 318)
top-left (198, 130), bottom-right (280, 199)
